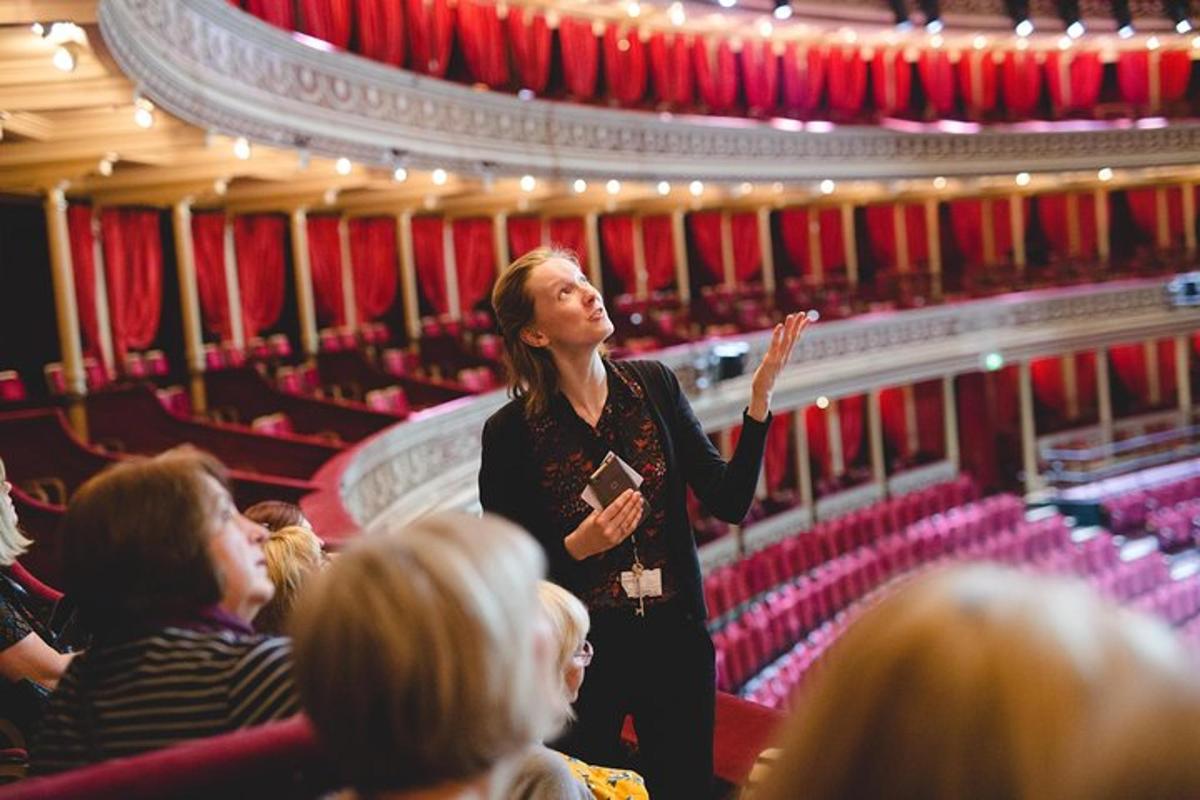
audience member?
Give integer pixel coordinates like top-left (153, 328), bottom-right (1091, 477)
top-left (33, 449), bottom-right (299, 774)
top-left (254, 524), bottom-right (326, 636)
top-left (291, 512), bottom-right (559, 799)
top-left (244, 500), bottom-right (312, 533)
top-left (508, 581), bottom-right (647, 800)
top-left (753, 564), bottom-right (1200, 800)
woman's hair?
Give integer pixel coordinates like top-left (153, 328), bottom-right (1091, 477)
top-left (290, 512), bottom-right (556, 793)
top-left (0, 457), bottom-right (32, 567)
top-left (537, 580), bottom-right (590, 720)
top-left (61, 448), bottom-right (230, 634)
top-left (491, 246), bottom-right (581, 417)
top-left (253, 524), bottom-right (325, 636)
top-left (243, 500), bottom-right (307, 532)
top-left (756, 564), bottom-right (1200, 800)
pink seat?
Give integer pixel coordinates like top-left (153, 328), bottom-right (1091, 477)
top-left (155, 386), bottom-right (192, 419)
top-left (144, 350), bottom-right (168, 377)
top-left (123, 352), bottom-right (147, 379)
top-left (0, 370), bottom-right (27, 402)
top-left (43, 362), bottom-right (66, 395)
top-left (267, 334), bottom-right (292, 359)
top-left (477, 334), bottom-right (504, 361)
top-left (250, 412), bottom-right (294, 437)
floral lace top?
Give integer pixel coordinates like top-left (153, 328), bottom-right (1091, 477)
top-left (560, 752), bottom-right (649, 800)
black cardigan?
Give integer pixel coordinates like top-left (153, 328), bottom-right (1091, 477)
top-left (478, 359), bottom-right (771, 620)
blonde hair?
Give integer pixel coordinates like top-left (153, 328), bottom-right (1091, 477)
top-left (0, 457), bottom-right (32, 566)
top-left (290, 512), bottom-right (555, 793)
top-left (254, 524), bottom-right (325, 635)
top-left (756, 564), bottom-right (1200, 800)
top-left (537, 581), bottom-right (590, 719)
top-left (491, 247), bottom-right (582, 418)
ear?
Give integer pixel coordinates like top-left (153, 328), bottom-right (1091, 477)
top-left (520, 326), bottom-right (550, 349)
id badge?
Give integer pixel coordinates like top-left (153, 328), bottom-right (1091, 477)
top-left (620, 568), bottom-right (663, 599)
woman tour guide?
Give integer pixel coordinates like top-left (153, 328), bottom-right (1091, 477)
top-left (479, 248), bottom-right (808, 799)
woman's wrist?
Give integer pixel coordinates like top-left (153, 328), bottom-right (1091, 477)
top-left (564, 528), bottom-right (591, 561)
top-left (747, 392), bottom-right (770, 423)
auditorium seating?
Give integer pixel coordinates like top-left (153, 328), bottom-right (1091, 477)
top-left (314, 350), bottom-right (469, 409)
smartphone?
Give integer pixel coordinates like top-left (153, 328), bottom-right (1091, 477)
top-left (588, 452), bottom-right (638, 509)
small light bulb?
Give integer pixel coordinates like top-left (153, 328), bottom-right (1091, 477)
top-left (606, 179), bottom-right (621, 195)
top-left (668, 2), bottom-right (685, 25)
top-left (1014, 18), bottom-right (1034, 37)
top-left (233, 137), bottom-right (251, 160)
top-left (519, 174), bottom-right (536, 192)
top-left (1178, 19), bottom-right (1193, 34)
top-left (98, 159), bottom-right (113, 177)
top-left (657, 181), bottom-right (671, 196)
top-left (689, 180), bottom-right (704, 197)
top-left (972, 35), bottom-right (987, 49)
top-left (335, 157), bottom-right (352, 175)
top-left (718, 0), bottom-right (736, 8)
top-left (815, 396), bottom-right (830, 409)
top-left (925, 18), bottom-right (943, 34)
top-left (933, 176), bottom-right (947, 190)
top-left (431, 168), bottom-right (448, 185)
top-left (1097, 167), bottom-right (1113, 182)
top-left (758, 19), bottom-right (774, 37)
top-left (1147, 36), bottom-right (1161, 50)
top-left (983, 352), bottom-right (1004, 371)
top-left (133, 107), bottom-right (154, 129)
top-left (819, 179), bottom-right (835, 194)
top-left (1015, 172), bottom-right (1031, 186)
top-left (738, 181), bottom-right (753, 196)
top-left (213, 178), bottom-right (228, 195)
top-left (1066, 20), bottom-right (1085, 39)
top-left (774, 4), bottom-right (793, 21)
top-left (627, 1), bottom-right (641, 18)
top-left (52, 45), bottom-right (76, 72)
top-left (31, 22), bottom-right (44, 37)
top-left (572, 178), bottom-right (588, 194)
top-left (1118, 24), bottom-right (1135, 39)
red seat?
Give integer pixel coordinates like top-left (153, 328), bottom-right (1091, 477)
top-left (0, 370), bottom-right (27, 403)
top-left (203, 344), bottom-right (225, 371)
top-left (123, 352), bottom-right (147, 379)
top-left (267, 334), bottom-right (292, 359)
top-left (43, 363), bottom-right (66, 395)
top-left (250, 412), bottom-right (294, 437)
top-left (143, 350), bottom-right (169, 377)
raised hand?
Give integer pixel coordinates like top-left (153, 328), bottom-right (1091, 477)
top-left (748, 312), bottom-right (811, 422)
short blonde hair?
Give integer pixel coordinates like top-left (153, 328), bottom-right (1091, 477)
top-left (254, 525), bottom-right (325, 635)
top-left (0, 457), bottom-right (32, 567)
top-left (756, 564), bottom-right (1200, 800)
top-left (538, 581), bottom-right (590, 717)
top-left (290, 512), bottom-right (554, 793)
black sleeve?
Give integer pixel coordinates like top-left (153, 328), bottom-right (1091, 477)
top-left (479, 411), bottom-right (583, 585)
top-left (658, 362), bottom-right (771, 524)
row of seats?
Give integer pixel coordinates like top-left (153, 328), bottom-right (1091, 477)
top-left (1102, 472), bottom-right (1200, 536)
top-left (1143, 497), bottom-right (1200, 550)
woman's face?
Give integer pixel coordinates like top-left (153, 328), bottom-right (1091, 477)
top-left (522, 258), bottom-right (613, 354)
top-left (205, 477), bottom-right (274, 623)
top-left (565, 636), bottom-right (589, 702)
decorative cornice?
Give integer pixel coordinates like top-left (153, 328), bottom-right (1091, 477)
top-left (103, 0), bottom-right (1200, 182)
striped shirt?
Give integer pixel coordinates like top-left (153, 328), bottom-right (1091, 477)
top-left (32, 626), bottom-right (299, 774)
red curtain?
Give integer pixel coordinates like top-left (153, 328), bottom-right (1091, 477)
top-left (918, 48), bottom-right (957, 117)
top-left (649, 32), bottom-right (693, 107)
top-left (958, 48), bottom-right (999, 116)
top-left (549, 218), bottom-right (588, 269)
top-left (245, 0), bottom-right (294, 29)
top-left (1111, 341), bottom-right (1178, 407)
top-left (234, 215), bottom-right (286, 338)
top-left (406, 0), bottom-right (454, 76)
top-left (741, 39), bottom-right (779, 115)
top-left (1126, 187), bottom-right (1186, 248)
top-left (642, 215), bottom-right (675, 292)
top-left (354, 0), bottom-right (405, 66)
top-left (349, 218), bottom-right (399, 321)
top-left (508, 6), bottom-right (551, 93)
top-left (192, 213), bottom-right (236, 339)
top-left (764, 411), bottom-right (792, 492)
top-left (827, 46), bottom-right (867, 116)
top-left (600, 215), bottom-right (637, 292)
top-left (1036, 192), bottom-right (1099, 258)
top-left (839, 395), bottom-right (865, 466)
top-left (299, 0), bottom-right (352, 48)
top-left (914, 380), bottom-right (944, 456)
top-left (871, 48), bottom-right (911, 116)
top-left (1030, 355), bottom-right (1067, 416)
top-left (560, 17), bottom-right (600, 100)
top-left (67, 206), bottom-right (101, 360)
top-left (879, 387), bottom-right (912, 458)
top-left (1002, 50), bottom-right (1043, 118)
top-left (604, 25), bottom-right (647, 106)
top-left (805, 405), bottom-right (829, 475)
top-left (693, 36), bottom-right (738, 113)
top-left (453, 218), bottom-right (496, 315)
top-left (306, 216), bottom-right (346, 326)
top-left (411, 216), bottom-right (447, 314)
top-left (779, 208), bottom-right (846, 279)
top-left (732, 212), bottom-right (762, 282)
top-left (457, 0), bottom-right (508, 88)
top-left (781, 43), bottom-right (826, 117)
top-left (1117, 49), bottom-right (1191, 107)
top-left (1045, 50), bottom-right (1102, 114)
top-left (865, 204), bottom-right (929, 273)
top-left (948, 198), bottom-right (1020, 268)
top-left (101, 209), bottom-right (163, 361)
top-left (507, 216), bottom-right (543, 260)
top-left (689, 211), bottom-right (724, 283)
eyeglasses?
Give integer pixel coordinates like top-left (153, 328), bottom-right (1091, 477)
top-left (573, 640), bottom-right (594, 666)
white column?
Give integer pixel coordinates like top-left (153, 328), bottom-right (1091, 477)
top-left (493, 212), bottom-right (510, 274)
top-left (632, 214), bottom-right (649, 300)
top-left (172, 200), bottom-right (206, 414)
top-left (337, 216), bottom-right (359, 330)
top-left (806, 207), bottom-right (824, 284)
top-left (1096, 347), bottom-right (1113, 450)
top-left (795, 410), bottom-right (813, 511)
top-left (584, 212), bottom-right (604, 295)
top-left (719, 210), bottom-right (736, 289)
top-left (757, 206), bottom-right (776, 295)
top-left (45, 187), bottom-right (87, 435)
top-left (1094, 188), bottom-right (1110, 263)
top-left (827, 399), bottom-right (845, 476)
top-left (671, 209), bottom-right (690, 304)
top-left (223, 214), bottom-right (246, 348)
top-left (1009, 195), bottom-right (1026, 272)
top-left (1177, 335), bottom-right (1192, 426)
top-left (840, 203), bottom-right (859, 287)
top-left (442, 218), bottom-right (461, 321)
top-left (868, 389), bottom-right (886, 490)
top-left (1019, 360), bottom-right (1040, 494)
top-left (925, 199), bottom-right (942, 299)
top-left (396, 211), bottom-right (421, 342)
top-left (90, 207), bottom-right (116, 378)
top-left (1183, 182), bottom-right (1197, 256)
top-left (289, 208), bottom-right (319, 358)
top-left (942, 375), bottom-right (960, 471)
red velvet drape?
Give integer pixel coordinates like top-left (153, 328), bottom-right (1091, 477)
top-left (604, 25), bottom-right (647, 106)
top-left (600, 215), bottom-right (636, 292)
top-left (1126, 187), bottom-right (1186, 248)
top-left (805, 405), bottom-right (829, 475)
top-left (354, 0), bottom-right (405, 66)
top-left (192, 213), bottom-right (236, 339)
top-left (839, 395), bottom-right (865, 466)
top-left (642, 215), bottom-right (675, 292)
top-left (1002, 50), bottom-right (1043, 118)
top-left (693, 36), bottom-right (738, 113)
top-left (457, 0), bottom-right (508, 88)
top-left (649, 32), bottom-right (693, 107)
top-left (865, 204), bottom-right (929, 273)
top-left (234, 215), bottom-right (287, 338)
top-left (879, 386), bottom-right (912, 459)
top-left (871, 48), bottom-right (911, 116)
top-left (918, 48), bottom-right (957, 117)
top-left (1110, 341), bottom-right (1178, 407)
top-left (1117, 49), bottom-right (1191, 108)
top-left (549, 218), bottom-right (588, 269)
top-left (690, 212), bottom-right (724, 283)
top-left (507, 216), bottom-right (543, 260)
top-left (826, 46), bottom-right (867, 117)
top-left (732, 213), bottom-right (762, 282)
top-left (915, 380), bottom-right (944, 456)
top-left (411, 216), bottom-right (447, 314)
top-left (1045, 50), bottom-right (1102, 114)
top-left (764, 411), bottom-right (792, 492)
top-left (689, 212), bottom-right (760, 283)
top-left (453, 218), bottom-right (496, 315)
top-left (1036, 192), bottom-right (1099, 258)
top-left (1036, 353), bottom-right (1100, 421)
top-left (741, 39), bottom-right (779, 116)
top-left (101, 209), bottom-right (163, 360)
top-left (406, 0), bottom-right (454, 76)
top-left (67, 206), bottom-right (101, 360)
top-left (948, 198), bottom-right (1021, 268)
top-left (781, 43), bottom-right (826, 117)
top-left (245, 0), bottom-right (294, 29)
top-left (779, 208), bottom-right (846, 280)
top-left (349, 217), bottom-right (399, 321)
top-left (306, 216), bottom-right (346, 326)
top-left (560, 17), bottom-right (599, 100)
top-left (299, 0), bottom-right (352, 48)
top-left (958, 48), bottom-right (999, 117)
top-left (508, 6), bottom-right (551, 93)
